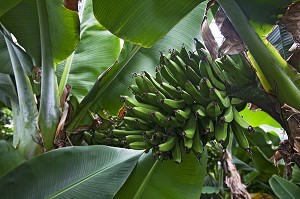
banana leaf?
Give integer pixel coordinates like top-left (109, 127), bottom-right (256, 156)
top-left (115, 149), bottom-right (208, 199)
top-left (0, 140), bottom-right (24, 179)
top-left (0, 146), bottom-right (143, 199)
top-left (269, 175), bottom-right (300, 199)
top-left (92, 0), bottom-right (204, 48)
top-left (0, 0), bottom-right (79, 66)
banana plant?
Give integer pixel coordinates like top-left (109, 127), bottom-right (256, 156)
top-left (1, 0), bottom-right (300, 198)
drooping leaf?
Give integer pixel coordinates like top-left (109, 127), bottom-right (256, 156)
top-left (269, 175), bottom-right (300, 199)
top-left (0, 146), bottom-right (143, 199)
top-left (92, 0), bottom-right (203, 48)
top-left (58, 0), bottom-right (121, 100)
top-left (115, 149), bottom-right (208, 199)
top-left (0, 0), bottom-right (79, 66)
top-left (0, 33), bottom-right (13, 74)
top-left (0, 140), bottom-right (24, 179)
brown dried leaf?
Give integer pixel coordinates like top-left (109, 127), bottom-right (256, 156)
top-left (215, 8), bottom-right (247, 55)
top-left (222, 150), bottom-right (251, 199)
top-left (279, 2), bottom-right (300, 45)
top-left (201, 16), bottom-right (218, 60)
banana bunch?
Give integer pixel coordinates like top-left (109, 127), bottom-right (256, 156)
top-left (104, 40), bottom-right (255, 163)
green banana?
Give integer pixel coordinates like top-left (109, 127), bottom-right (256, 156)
top-left (159, 98), bottom-right (186, 111)
top-left (214, 122), bottom-right (229, 142)
top-left (161, 82), bottom-right (181, 99)
top-left (192, 104), bottom-right (206, 119)
top-left (143, 70), bottom-right (173, 98)
top-left (112, 129), bottom-right (144, 137)
top-left (120, 95), bottom-right (160, 111)
top-left (155, 66), bottom-right (163, 84)
top-left (232, 106), bottom-right (254, 132)
top-left (210, 60), bottom-right (226, 83)
top-left (180, 45), bottom-right (191, 65)
top-left (123, 116), bottom-right (151, 130)
top-left (167, 116), bottom-right (184, 128)
top-left (140, 92), bottom-right (158, 105)
top-left (219, 105), bottom-right (234, 124)
top-left (199, 118), bottom-right (214, 134)
top-left (231, 122), bottom-right (250, 150)
top-left (155, 89), bottom-right (166, 102)
top-left (158, 136), bottom-right (176, 152)
top-left (203, 59), bottom-right (226, 90)
top-left (198, 77), bottom-right (211, 97)
top-left (180, 89), bottom-right (194, 105)
top-left (129, 141), bottom-right (152, 150)
top-left (199, 60), bottom-right (209, 78)
top-left (209, 88), bottom-right (230, 109)
top-left (192, 127), bottom-right (203, 160)
top-left (175, 106), bottom-right (191, 122)
top-left (182, 114), bottom-right (197, 139)
top-left (126, 106), bottom-right (155, 122)
top-left (183, 136), bottom-right (193, 149)
top-left (165, 58), bottom-right (186, 88)
top-left (160, 64), bottom-right (179, 86)
top-left (206, 101), bottom-right (222, 118)
top-left (171, 138), bottom-right (182, 163)
top-left (141, 72), bottom-right (156, 93)
top-left (173, 54), bottom-right (187, 70)
top-left (134, 74), bottom-right (148, 92)
top-left (185, 65), bottom-right (201, 85)
top-left (129, 85), bottom-right (144, 96)
top-left (125, 134), bottom-right (145, 143)
top-left (189, 51), bottom-right (201, 64)
top-left (150, 111), bottom-right (169, 127)
top-left (185, 80), bottom-right (210, 106)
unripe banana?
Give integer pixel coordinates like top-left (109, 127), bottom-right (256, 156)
top-left (134, 74), bottom-right (148, 92)
top-left (129, 141), bottom-right (152, 150)
top-left (182, 113), bottom-right (197, 139)
top-left (159, 98), bottom-right (186, 111)
top-left (202, 60), bottom-right (226, 91)
top-left (185, 80), bottom-right (210, 106)
top-left (199, 118), bottom-right (214, 134)
top-left (185, 65), bottom-right (201, 85)
top-left (165, 58), bottom-right (186, 88)
top-left (180, 45), bottom-right (191, 65)
top-left (125, 134), bottom-right (145, 143)
top-left (126, 106), bottom-right (156, 122)
top-left (232, 106), bottom-right (254, 132)
top-left (199, 60), bottom-right (209, 78)
top-left (161, 82), bottom-right (181, 99)
top-left (140, 92), bottom-right (158, 105)
top-left (231, 122), bottom-right (250, 150)
top-left (158, 135), bottom-right (176, 152)
top-left (167, 116), bottom-right (184, 128)
top-left (198, 77), bottom-right (211, 98)
top-left (192, 104), bottom-right (206, 119)
top-left (143, 70), bottom-right (173, 98)
top-left (123, 116), bottom-right (151, 130)
top-left (205, 101), bottom-right (222, 118)
top-left (112, 129), bottom-right (144, 137)
top-left (214, 122), bottom-right (229, 142)
top-left (173, 54), bottom-right (187, 70)
top-left (180, 89), bottom-right (194, 105)
top-left (192, 128), bottom-right (204, 160)
top-left (160, 64), bottom-right (179, 86)
top-left (171, 138), bottom-right (182, 163)
top-left (183, 136), bottom-right (193, 149)
top-left (209, 88), bottom-right (230, 109)
top-left (219, 105), bottom-right (234, 124)
top-left (150, 111), bottom-right (169, 127)
top-left (189, 51), bottom-right (201, 64)
top-left (155, 66), bottom-right (163, 84)
top-left (175, 106), bottom-right (191, 122)
top-left (120, 95), bottom-right (160, 111)
top-left (129, 85), bottom-right (144, 96)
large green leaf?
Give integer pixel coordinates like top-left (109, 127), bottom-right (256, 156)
top-left (0, 146), bottom-right (143, 198)
top-left (0, 140), bottom-right (24, 179)
top-left (0, 33), bottom-right (13, 74)
top-left (0, 73), bottom-right (17, 108)
top-left (58, 0), bottom-right (121, 100)
top-left (0, 0), bottom-right (79, 66)
top-left (92, 0), bottom-right (203, 48)
top-left (269, 175), bottom-right (300, 199)
top-left (115, 150), bottom-right (208, 199)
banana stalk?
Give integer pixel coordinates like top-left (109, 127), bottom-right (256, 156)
top-left (218, 0), bottom-right (300, 111)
